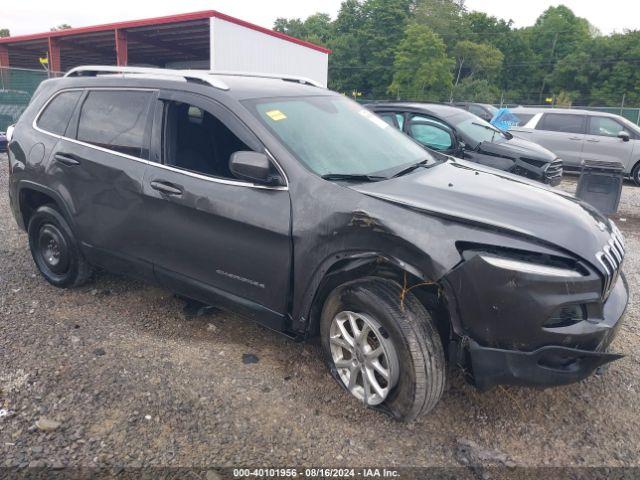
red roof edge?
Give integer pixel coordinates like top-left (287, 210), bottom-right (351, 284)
top-left (0, 10), bottom-right (332, 54)
top-left (211, 11), bottom-right (331, 54)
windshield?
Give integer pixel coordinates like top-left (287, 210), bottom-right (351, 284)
top-left (619, 116), bottom-right (640, 136)
top-left (449, 112), bottom-right (506, 146)
top-left (244, 96), bottom-right (435, 177)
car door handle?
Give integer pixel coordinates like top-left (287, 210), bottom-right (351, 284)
top-left (54, 153), bottom-right (81, 166)
top-left (586, 138), bottom-right (600, 143)
top-left (569, 137), bottom-right (582, 141)
top-left (150, 180), bottom-right (183, 196)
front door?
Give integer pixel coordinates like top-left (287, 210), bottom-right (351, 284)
top-left (582, 115), bottom-right (635, 170)
top-left (533, 113), bottom-right (587, 168)
top-left (142, 91), bottom-right (292, 328)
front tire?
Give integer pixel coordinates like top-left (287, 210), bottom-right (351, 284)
top-left (28, 205), bottom-right (92, 288)
top-left (320, 278), bottom-right (446, 421)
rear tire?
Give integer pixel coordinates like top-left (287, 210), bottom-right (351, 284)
top-left (632, 162), bottom-right (640, 186)
top-left (320, 278), bottom-right (446, 421)
top-left (28, 205), bottom-right (92, 288)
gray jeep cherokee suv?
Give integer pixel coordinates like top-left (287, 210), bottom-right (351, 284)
top-left (6, 66), bottom-right (628, 421)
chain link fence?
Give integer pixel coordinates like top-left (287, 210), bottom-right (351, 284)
top-left (0, 67), bottom-right (62, 131)
top-left (1, 66), bottom-right (640, 131)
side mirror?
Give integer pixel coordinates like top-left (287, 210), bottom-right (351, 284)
top-left (618, 131), bottom-right (630, 142)
top-left (229, 151), bottom-right (280, 185)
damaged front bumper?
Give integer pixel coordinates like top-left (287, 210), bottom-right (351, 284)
top-left (444, 252), bottom-right (629, 390)
top-left (469, 341), bottom-right (624, 391)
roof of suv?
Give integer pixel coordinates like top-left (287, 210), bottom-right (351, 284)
top-left (52, 66), bottom-right (332, 101)
top-left (367, 102), bottom-right (467, 119)
top-left (510, 107), bottom-right (618, 117)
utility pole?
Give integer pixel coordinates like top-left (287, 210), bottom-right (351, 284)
top-left (620, 93), bottom-right (626, 115)
top-left (539, 32), bottom-right (559, 104)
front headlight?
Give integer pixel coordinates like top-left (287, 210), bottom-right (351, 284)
top-left (480, 254), bottom-right (583, 278)
top-left (6, 124), bottom-right (14, 142)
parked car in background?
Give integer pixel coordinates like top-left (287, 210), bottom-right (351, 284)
top-left (510, 108), bottom-right (640, 184)
top-left (452, 101), bottom-right (498, 122)
top-left (0, 131), bottom-right (7, 153)
top-left (8, 67), bottom-right (627, 421)
top-left (366, 103), bottom-right (563, 186)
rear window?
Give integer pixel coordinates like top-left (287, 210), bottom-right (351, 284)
top-left (77, 90), bottom-right (153, 157)
top-left (537, 113), bottom-right (586, 134)
top-left (37, 91), bottom-right (82, 136)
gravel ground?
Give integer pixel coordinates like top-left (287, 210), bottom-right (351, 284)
top-left (1, 152), bottom-right (639, 471)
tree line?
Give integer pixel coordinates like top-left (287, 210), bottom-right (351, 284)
top-left (274, 0), bottom-right (640, 107)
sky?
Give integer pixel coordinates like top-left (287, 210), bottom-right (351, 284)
top-left (3, 0), bottom-right (640, 37)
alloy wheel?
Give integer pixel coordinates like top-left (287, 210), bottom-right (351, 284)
top-left (329, 310), bottom-right (400, 405)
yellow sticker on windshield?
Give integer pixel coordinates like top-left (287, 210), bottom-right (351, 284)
top-left (266, 110), bottom-right (287, 121)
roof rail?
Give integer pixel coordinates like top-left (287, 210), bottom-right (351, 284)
top-left (64, 65), bottom-right (324, 90)
top-left (203, 70), bottom-right (324, 88)
top-left (64, 65), bottom-right (230, 91)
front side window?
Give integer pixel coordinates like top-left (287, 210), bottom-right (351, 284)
top-left (77, 90), bottom-right (153, 157)
top-left (407, 115), bottom-right (453, 151)
top-left (37, 90), bottom-right (83, 136)
top-left (537, 113), bottom-right (586, 134)
top-left (162, 100), bottom-right (252, 179)
top-left (244, 96), bottom-right (434, 177)
top-left (588, 116), bottom-right (624, 137)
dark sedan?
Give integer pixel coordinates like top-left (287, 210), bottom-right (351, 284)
top-left (366, 102), bottom-right (563, 186)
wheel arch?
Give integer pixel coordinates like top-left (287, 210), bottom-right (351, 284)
top-left (17, 181), bottom-right (77, 233)
top-left (631, 158), bottom-right (640, 182)
top-left (300, 252), bottom-right (455, 349)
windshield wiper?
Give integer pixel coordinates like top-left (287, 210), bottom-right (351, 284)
top-left (472, 121), bottom-right (502, 142)
top-left (390, 158), bottom-right (431, 178)
top-left (321, 173), bottom-right (386, 182)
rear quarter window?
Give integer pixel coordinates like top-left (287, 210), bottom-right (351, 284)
top-left (76, 90), bottom-right (153, 157)
top-left (36, 91), bottom-right (83, 136)
top-left (513, 113), bottom-right (534, 126)
top-left (537, 113), bottom-right (586, 134)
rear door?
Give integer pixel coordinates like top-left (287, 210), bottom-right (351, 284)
top-left (44, 88), bottom-right (156, 280)
top-left (583, 115), bottom-right (635, 170)
top-left (142, 90), bottom-right (292, 328)
top-left (530, 112), bottom-right (587, 168)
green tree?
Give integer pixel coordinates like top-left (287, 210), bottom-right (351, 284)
top-left (412, 0), bottom-right (466, 41)
top-left (273, 18), bottom-right (307, 39)
top-left (274, 13), bottom-right (334, 46)
top-left (389, 24), bottom-right (454, 100)
top-left (0, 28), bottom-right (9, 38)
top-left (453, 40), bottom-right (503, 85)
top-left (359, 0), bottom-right (413, 97)
top-left (50, 24), bottom-right (72, 32)
top-left (451, 78), bottom-right (501, 103)
top-left (326, 0), bottom-right (366, 93)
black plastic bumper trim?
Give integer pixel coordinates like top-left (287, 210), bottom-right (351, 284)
top-left (469, 339), bottom-right (623, 391)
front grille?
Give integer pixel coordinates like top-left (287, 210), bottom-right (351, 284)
top-left (544, 159), bottom-right (563, 182)
top-left (596, 224), bottom-right (625, 299)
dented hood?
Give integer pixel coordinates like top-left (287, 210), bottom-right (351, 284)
top-left (353, 159), bottom-right (613, 266)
